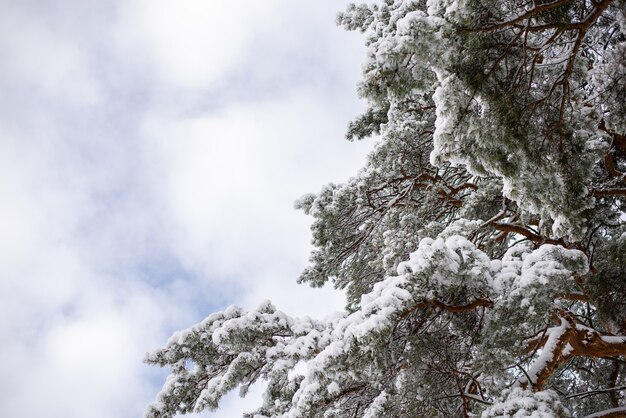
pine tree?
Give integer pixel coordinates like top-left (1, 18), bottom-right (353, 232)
top-left (146, 1), bottom-right (626, 417)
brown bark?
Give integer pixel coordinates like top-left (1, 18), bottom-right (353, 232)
top-left (524, 311), bottom-right (626, 391)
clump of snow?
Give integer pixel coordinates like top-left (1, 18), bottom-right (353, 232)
top-left (481, 388), bottom-right (571, 417)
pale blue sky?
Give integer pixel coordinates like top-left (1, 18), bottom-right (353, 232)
top-left (0, 1), bottom-right (373, 417)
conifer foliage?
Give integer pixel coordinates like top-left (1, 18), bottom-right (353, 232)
top-left (146, 1), bottom-right (626, 417)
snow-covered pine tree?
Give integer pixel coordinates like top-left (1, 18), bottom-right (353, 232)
top-left (146, 1), bottom-right (626, 417)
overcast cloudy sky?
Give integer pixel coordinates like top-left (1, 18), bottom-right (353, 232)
top-left (0, 1), bottom-right (373, 417)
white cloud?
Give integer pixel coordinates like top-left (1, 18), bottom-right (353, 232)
top-left (0, 1), bottom-right (372, 417)
top-left (139, 89), bottom-right (369, 316)
top-left (0, 135), bottom-right (84, 331)
top-left (111, 0), bottom-right (366, 94)
top-left (0, 283), bottom-right (184, 418)
top-left (0, 127), bottom-right (186, 418)
top-left (0, 5), bottom-right (102, 106)
top-left (112, 0), bottom-right (273, 89)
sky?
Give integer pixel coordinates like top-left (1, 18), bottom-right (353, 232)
top-left (0, 1), bottom-right (373, 417)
